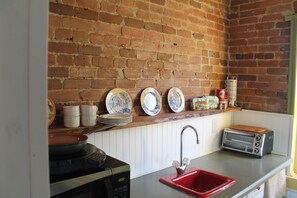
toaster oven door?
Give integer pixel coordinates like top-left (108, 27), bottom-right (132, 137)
top-left (222, 131), bottom-right (255, 153)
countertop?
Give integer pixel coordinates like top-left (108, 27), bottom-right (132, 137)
top-left (130, 150), bottom-right (291, 198)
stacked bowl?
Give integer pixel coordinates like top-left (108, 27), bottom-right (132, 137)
top-left (98, 114), bottom-right (132, 126)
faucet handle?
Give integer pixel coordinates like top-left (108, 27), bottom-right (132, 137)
top-left (172, 160), bottom-right (180, 168)
top-left (182, 157), bottom-right (190, 166)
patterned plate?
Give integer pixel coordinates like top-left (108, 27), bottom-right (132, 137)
top-left (167, 87), bottom-right (185, 113)
top-left (106, 88), bottom-right (132, 114)
top-left (140, 88), bottom-right (162, 116)
top-left (48, 97), bottom-right (56, 126)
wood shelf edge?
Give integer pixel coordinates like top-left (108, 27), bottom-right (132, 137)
top-left (48, 107), bottom-right (242, 134)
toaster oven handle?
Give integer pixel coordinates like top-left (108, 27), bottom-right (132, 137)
top-left (104, 178), bottom-right (114, 198)
top-left (230, 138), bottom-right (253, 145)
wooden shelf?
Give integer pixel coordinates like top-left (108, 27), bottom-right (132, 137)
top-left (48, 107), bottom-right (242, 135)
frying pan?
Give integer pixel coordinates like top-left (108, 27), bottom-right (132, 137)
top-left (48, 133), bottom-right (88, 156)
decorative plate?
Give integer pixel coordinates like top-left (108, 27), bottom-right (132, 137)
top-left (106, 88), bottom-right (132, 114)
top-left (140, 88), bottom-right (162, 116)
top-left (47, 97), bottom-right (56, 126)
top-left (167, 87), bottom-right (185, 113)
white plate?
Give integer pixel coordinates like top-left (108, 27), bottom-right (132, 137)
top-left (106, 88), bottom-right (132, 114)
top-left (167, 87), bottom-right (185, 113)
top-left (140, 88), bottom-right (162, 116)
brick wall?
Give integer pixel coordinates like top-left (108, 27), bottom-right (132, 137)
top-left (48, 0), bottom-right (229, 116)
top-left (229, 0), bottom-right (296, 113)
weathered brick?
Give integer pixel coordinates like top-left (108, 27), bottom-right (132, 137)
top-left (48, 79), bottom-right (63, 90)
top-left (117, 6), bottom-right (134, 17)
top-left (124, 18), bottom-right (144, 29)
top-left (92, 79), bottom-right (115, 89)
top-left (127, 59), bottom-right (146, 68)
top-left (69, 67), bottom-right (97, 78)
top-left (48, 42), bottom-right (78, 54)
top-left (135, 79), bottom-right (156, 88)
top-left (64, 79), bottom-right (91, 89)
top-left (115, 79), bottom-right (136, 88)
top-left (119, 48), bottom-right (137, 58)
top-left (73, 31), bottom-right (89, 42)
top-left (57, 55), bottom-right (74, 65)
top-left (50, 3), bottom-right (74, 16)
top-left (98, 68), bottom-right (120, 78)
top-left (124, 69), bottom-right (142, 78)
top-left (79, 90), bottom-right (105, 101)
top-left (99, 12), bottom-right (123, 24)
top-left (74, 7), bottom-right (98, 20)
top-left (151, 0), bottom-right (165, 6)
top-left (49, 90), bottom-right (80, 102)
top-left (74, 55), bottom-right (91, 66)
top-left (55, 28), bottom-right (73, 41)
top-left (92, 57), bottom-right (113, 67)
top-left (144, 22), bottom-right (163, 32)
top-left (78, 45), bottom-right (102, 55)
top-left (122, 27), bottom-right (144, 38)
top-left (48, 67), bottom-right (69, 77)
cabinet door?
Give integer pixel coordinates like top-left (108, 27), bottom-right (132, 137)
top-left (247, 183), bottom-right (264, 198)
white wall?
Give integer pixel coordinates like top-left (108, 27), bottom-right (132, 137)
top-left (0, 0), bottom-right (49, 198)
top-left (88, 112), bottom-right (233, 178)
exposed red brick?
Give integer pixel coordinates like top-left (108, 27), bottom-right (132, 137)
top-left (74, 55), bottom-right (91, 66)
top-left (115, 79), bottom-right (136, 88)
top-left (119, 48), bottom-right (137, 58)
top-left (48, 42), bottom-right (78, 54)
top-left (49, 90), bottom-right (81, 102)
top-left (144, 22), bottom-right (163, 32)
top-left (92, 79), bottom-right (115, 89)
top-left (190, 0), bottom-right (201, 8)
top-left (55, 28), bottom-right (73, 41)
top-left (50, 3), bottom-right (74, 16)
top-left (162, 25), bottom-right (176, 34)
top-left (74, 7), bottom-right (98, 20)
top-left (150, 0), bottom-right (165, 6)
top-left (64, 79), bottom-right (91, 89)
top-left (98, 68), bottom-right (120, 78)
top-left (124, 18), bottom-right (144, 29)
top-left (48, 79), bottom-right (63, 90)
top-left (78, 45), bottom-right (102, 55)
top-left (48, 67), bottom-right (69, 77)
top-left (124, 69), bottom-right (143, 78)
top-left (57, 55), bottom-right (74, 65)
top-left (135, 79), bottom-right (156, 88)
top-left (99, 12), bottom-right (123, 24)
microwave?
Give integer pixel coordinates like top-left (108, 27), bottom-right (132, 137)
top-left (222, 128), bottom-right (274, 158)
top-left (50, 144), bottom-right (130, 198)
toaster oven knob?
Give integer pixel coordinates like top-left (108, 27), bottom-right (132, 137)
top-left (254, 148), bottom-right (259, 153)
top-left (256, 135), bottom-right (261, 141)
top-left (255, 142), bottom-right (260, 147)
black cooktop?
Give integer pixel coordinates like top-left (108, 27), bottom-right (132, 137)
top-left (50, 143), bottom-right (126, 183)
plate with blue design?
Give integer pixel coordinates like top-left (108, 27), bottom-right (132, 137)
top-left (106, 88), bottom-right (132, 114)
top-left (167, 87), bottom-right (185, 113)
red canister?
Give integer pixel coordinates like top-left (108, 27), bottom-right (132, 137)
top-left (216, 89), bottom-right (228, 100)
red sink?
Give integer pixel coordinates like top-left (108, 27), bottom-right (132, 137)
top-left (159, 168), bottom-right (236, 197)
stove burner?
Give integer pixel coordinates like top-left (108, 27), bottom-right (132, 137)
top-left (50, 144), bottom-right (106, 182)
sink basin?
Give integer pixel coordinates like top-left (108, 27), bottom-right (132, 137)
top-left (159, 168), bottom-right (236, 197)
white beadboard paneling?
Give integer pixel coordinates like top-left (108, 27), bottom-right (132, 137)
top-left (232, 109), bottom-right (293, 156)
top-left (92, 112), bottom-right (233, 178)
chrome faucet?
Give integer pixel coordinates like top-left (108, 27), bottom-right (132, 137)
top-left (174, 125), bottom-right (199, 175)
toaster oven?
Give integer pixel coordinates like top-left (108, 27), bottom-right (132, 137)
top-left (222, 128), bottom-right (274, 158)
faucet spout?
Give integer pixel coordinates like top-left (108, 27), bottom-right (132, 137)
top-left (178, 125), bottom-right (199, 174)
